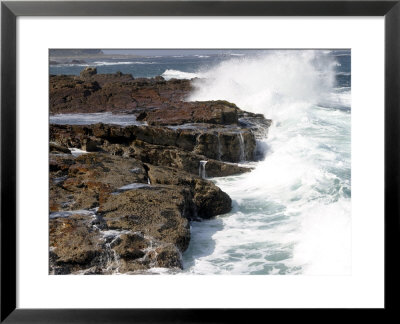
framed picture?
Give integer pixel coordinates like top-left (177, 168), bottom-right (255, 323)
top-left (1, 0), bottom-right (399, 322)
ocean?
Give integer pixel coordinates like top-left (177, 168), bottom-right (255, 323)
top-left (50, 49), bottom-right (351, 275)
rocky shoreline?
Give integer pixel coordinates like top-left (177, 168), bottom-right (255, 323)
top-left (49, 68), bottom-right (272, 274)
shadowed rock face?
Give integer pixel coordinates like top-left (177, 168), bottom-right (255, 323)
top-left (49, 69), bottom-right (272, 274)
top-left (50, 123), bottom-right (258, 165)
top-left (146, 164), bottom-right (232, 219)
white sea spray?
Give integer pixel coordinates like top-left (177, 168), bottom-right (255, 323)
top-left (182, 50), bottom-right (351, 275)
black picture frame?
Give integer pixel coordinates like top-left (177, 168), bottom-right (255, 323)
top-left (1, 0), bottom-right (399, 322)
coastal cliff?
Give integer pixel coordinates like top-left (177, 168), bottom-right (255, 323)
top-left (49, 68), bottom-right (271, 274)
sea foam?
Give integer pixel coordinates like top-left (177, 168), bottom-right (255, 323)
top-left (183, 50), bottom-right (351, 275)
top-left (161, 69), bottom-right (202, 80)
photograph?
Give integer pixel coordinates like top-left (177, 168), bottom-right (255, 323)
top-left (49, 48), bottom-right (351, 275)
top-left (3, 0), bottom-right (398, 319)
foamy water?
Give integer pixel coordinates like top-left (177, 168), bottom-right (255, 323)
top-left (182, 50), bottom-right (351, 275)
top-left (161, 69), bottom-right (203, 80)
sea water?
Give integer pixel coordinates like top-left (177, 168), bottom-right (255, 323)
top-left (50, 50), bottom-right (351, 275)
top-left (181, 50), bottom-right (351, 275)
top-left (50, 112), bottom-right (145, 126)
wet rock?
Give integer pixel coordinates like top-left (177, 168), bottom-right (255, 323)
top-left (49, 142), bottom-right (71, 154)
top-left (49, 209), bottom-right (186, 274)
top-left (50, 124), bottom-right (254, 175)
top-left (116, 260), bottom-right (150, 273)
top-left (49, 213), bottom-right (103, 273)
top-left (193, 129), bottom-right (256, 162)
top-left (238, 111), bottom-right (273, 139)
top-left (142, 100), bottom-right (238, 126)
top-left (131, 125), bottom-right (178, 147)
top-left (146, 164), bottom-right (231, 219)
top-left (49, 153), bottom-right (148, 211)
top-left (155, 245), bottom-right (183, 269)
top-left (131, 139), bottom-right (251, 177)
top-left (49, 154), bottom-right (76, 173)
top-left (193, 180), bottom-right (231, 219)
top-left (49, 77), bottom-right (102, 114)
top-left (82, 139), bottom-right (101, 152)
top-left (48, 69), bottom-right (273, 274)
top-left (80, 67), bottom-right (97, 78)
top-left (50, 73), bottom-right (190, 114)
top-left (50, 123), bottom-right (258, 163)
top-left (112, 233), bottom-right (149, 260)
top-left (100, 185), bottom-right (192, 252)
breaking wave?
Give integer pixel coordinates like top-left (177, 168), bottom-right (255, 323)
top-left (161, 69), bottom-right (202, 80)
top-left (182, 50), bottom-right (351, 275)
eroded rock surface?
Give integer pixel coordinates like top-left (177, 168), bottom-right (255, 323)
top-left (50, 69), bottom-right (191, 114)
top-left (49, 153), bottom-right (232, 274)
top-left (49, 69), bottom-right (271, 274)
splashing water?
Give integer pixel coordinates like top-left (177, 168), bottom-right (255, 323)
top-left (238, 133), bottom-right (245, 162)
top-left (217, 133), bottom-right (222, 160)
top-left (183, 50), bottom-right (351, 275)
top-left (199, 160), bottom-right (208, 179)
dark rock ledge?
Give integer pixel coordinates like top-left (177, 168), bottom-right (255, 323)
top-left (49, 68), bottom-right (271, 274)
